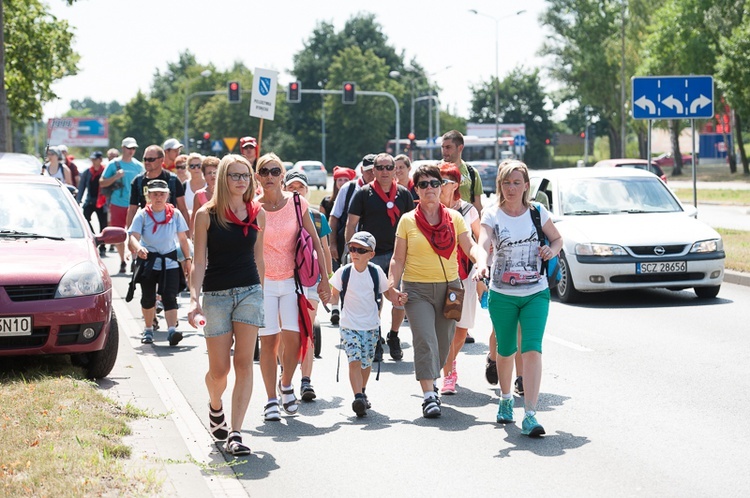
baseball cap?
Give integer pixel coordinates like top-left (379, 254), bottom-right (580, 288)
top-left (361, 153), bottom-right (376, 171)
top-left (284, 170), bottom-right (308, 187)
top-left (121, 137), bottom-right (138, 148)
top-left (89, 151), bottom-right (103, 159)
top-left (47, 146), bottom-right (64, 160)
top-left (58, 144), bottom-right (69, 154)
top-left (146, 179), bottom-right (170, 193)
top-left (349, 231), bottom-right (376, 252)
top-left (162, 138), bottom-right (183, 150)
top-left (240, 136), bottom-right (257, 149)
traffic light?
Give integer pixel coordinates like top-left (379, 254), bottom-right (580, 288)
top-left (228, 81), bottom-right (241, 103)
top-left (202, 132), bottom-right (211, 151)
top-left (545, 138), bottom-right (551, 145)
top-left (408, 132), bottom-right (416, 151)
top-left (342, 82), bottom-right (356, 104)
top-left (288, 81), bottom-right (301, 103)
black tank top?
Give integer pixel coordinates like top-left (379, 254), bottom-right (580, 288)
top-left (203, 211), bottom-right (261, 292)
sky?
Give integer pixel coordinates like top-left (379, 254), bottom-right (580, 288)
top-left (43, 0), bottom-right (552, 122)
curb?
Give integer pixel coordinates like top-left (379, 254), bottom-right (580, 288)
top-left (724, 269), bottom-right (750, 287)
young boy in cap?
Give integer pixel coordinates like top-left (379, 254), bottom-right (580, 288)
top-left (329, 231), bottom-right (394, 417)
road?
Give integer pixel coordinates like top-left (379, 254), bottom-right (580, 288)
top-left (104, 253), bottom-right (750, 496)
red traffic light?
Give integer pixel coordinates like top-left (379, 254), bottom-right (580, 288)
top-left (203, 132), bottom-right (210, 140)
top-left (408, 132), bottom-right (416, 141)
top-left (580, 132), bottom-right (586, 138)
top-left (229, 82), bottom-right (238, 91)
top-left (291, 82), bottom-right (298, 90)
top-left (344, 83), bottom-right (352, 91)
top-left (545, 138), bottom-right (551, 145)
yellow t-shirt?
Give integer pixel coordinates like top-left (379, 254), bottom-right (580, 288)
top-left (396, 209), bottom-right (468, 283)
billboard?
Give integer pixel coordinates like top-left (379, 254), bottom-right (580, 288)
top-left (47, 117), bottom-right (109, 147)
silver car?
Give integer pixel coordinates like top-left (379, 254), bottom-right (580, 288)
top-left (293, 161), bottom-right (327, 189)
top-left (529, 167), bottom-right (725, 303)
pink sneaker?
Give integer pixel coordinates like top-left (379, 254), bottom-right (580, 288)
top-left (441, 371), bottom-right (457, 395)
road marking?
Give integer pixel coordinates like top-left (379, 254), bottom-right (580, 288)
top-left (112, 295), bottom-right (248, 498)
top-left (546, 334), bottom-right (593, 352)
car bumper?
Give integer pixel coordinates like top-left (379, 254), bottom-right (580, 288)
top-left (570, 252), bottom-right (725, 291)
top-left (0, 289), bottom-right (112, 355)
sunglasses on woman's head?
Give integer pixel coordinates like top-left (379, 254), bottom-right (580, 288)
top-left (258, 167), bottom-right (282, 177)
top-left (416, 179), bottom-right (442, 189)
top-left (348, 246), bottom-right (371, 254)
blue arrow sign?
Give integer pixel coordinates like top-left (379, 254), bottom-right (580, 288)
top-left (632, 75), bottom-right (713, 120)
top-left (77, 119), bottom-right (104, 136)
top-left (514, 134), bottom-right (526, 147)
top-left (211, 140), bottom-right (223, 152)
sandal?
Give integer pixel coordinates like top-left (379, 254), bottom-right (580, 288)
top-left (278, 380), bottom-right (299, 415)
top-left (208, 402), bottom-right (229, 440)
top-left (141, 330), bottom-right (153, 344)
top-left (263, 400), bottom-right (281, 421)
top-left (224, 431), bottom-right (251, 456)
top-left (422, 397), bottom-right (442, 419)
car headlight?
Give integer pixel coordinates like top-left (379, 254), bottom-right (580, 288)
top-left (55, 261), bottom-right (104, 298)
top-left (690, 238), bottom-right (723, 253)
top-left (575, 243), bottom-right (628, 256)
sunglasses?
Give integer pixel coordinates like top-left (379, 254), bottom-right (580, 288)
top-left (143, 156), bottom-right (163, 163)
top-left (227, 173), bottom-right (251, 181)
top-left (188, 163), bottom-right (201, 169)
top-left (348, 246), bottom-right (371, 254)
top-left (374, 164), bottom-right (395, 171)
top-left (416, 179), bottom-right (443, 189)
top-left (258, 167), bottom-right (282, 177)
top-left (175, 164), bottom-right (187, 170)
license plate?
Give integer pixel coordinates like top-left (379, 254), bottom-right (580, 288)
top-left (0, 316), bottom-right (33, 336)
top-left (636, 261), bottom-right (687, 274)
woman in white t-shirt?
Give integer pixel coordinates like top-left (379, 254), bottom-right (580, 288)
top-left (478, 160), bottom-right (562, 437)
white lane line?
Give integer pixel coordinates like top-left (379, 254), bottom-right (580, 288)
top-left (546, 334), bottom-right (594, 352)
top-left (112, 296), bottom-right (249, 498)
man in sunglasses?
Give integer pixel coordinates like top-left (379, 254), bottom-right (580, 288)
top-left (100, 137), bottom-right (145, 273)
top-left (126, 145), bottom-right (190, 240)
top-left (346, 152), bottom-right (415, 361)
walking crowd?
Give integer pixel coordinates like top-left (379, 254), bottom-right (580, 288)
top-left (55, 129), bottom-right (562, 456)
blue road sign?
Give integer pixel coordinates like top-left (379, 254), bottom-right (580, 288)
top-left (514, 134), bottom-right (526, 147)
top-left (211, 140), bottom-right (223, 152)
top-left (632, 75), bottom-right (713, 120)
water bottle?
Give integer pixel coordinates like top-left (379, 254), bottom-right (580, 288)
top-left (194, 313), bottom-right (206, 333)
top-left (480, 279), bottom-right (489, 309)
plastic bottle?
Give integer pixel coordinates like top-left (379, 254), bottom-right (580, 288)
top-left (480, 278), bottom-right (489, 309)
top-left (194, 313), bottom-right (207, 333)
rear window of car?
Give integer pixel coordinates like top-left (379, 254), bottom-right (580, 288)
top-left (302, 164), bottom-right (323, 172)
top-left (0, 182), bottom-right (85, 238)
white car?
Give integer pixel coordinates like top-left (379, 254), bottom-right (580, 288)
top-left (292, 160), bottom-right (327, 189)
top-left (529, 167), bottom-right (725, 303)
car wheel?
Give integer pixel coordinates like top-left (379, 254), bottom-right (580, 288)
top-left (694, 285), bottom-right (720, 299)
top-left (79, 312), bottom-right (120, 379)
top-left (556, 252), bottom-right (582, 304)
top-left (509, 276), bottom-right (517, 286)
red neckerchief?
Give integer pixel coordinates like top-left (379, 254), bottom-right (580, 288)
top-left (145, 204), bottom-right (174, 234)
top-left (415, 203), bottom-right (456, 260)
top-left (407, 179), bottom-right (414, 191)
top-left (225, 201), bottom-right (262, 236)
top-left (370, 180), bottom-right (400, 226)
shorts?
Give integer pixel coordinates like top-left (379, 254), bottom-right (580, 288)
top-left (304, 284), bottom-right (320, 303)
top-left (340, 327), bottom-right (379, 369)
top-left (259, 277), bottom-right (299, 336)
top-left (202, 284), bottom-right (264, 338)
top-left (109, 204), bottom-right (128, 229)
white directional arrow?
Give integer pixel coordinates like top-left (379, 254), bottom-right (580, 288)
top-left (634, 95), bottom-right (656, 115)
top-left (690, 94), bottom-right (711, 114)
top-left (662, 95), bottom-right (684, 114)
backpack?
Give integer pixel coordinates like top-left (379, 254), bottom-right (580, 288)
top-left (339, 262), bottom-right (382, 310)
top-left (100, 161), bottom-right (123, 200)
top-left (529, 202), bottom-right (561, 289)
top-left (293, 192), bottom-right (321, 287)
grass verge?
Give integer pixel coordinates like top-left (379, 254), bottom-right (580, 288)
top-left (0, 356), bottom-right (160, 497)
top-left (674, 189), bottom-right (750, 205)
top-left (718, 228), bottom-right (750, 273)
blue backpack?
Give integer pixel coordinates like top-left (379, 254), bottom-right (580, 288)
top-left (529, 202), bottom-right (561, 289)
top-left (339, 262), bottom-right (382, 310)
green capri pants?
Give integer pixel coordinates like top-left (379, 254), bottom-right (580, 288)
top-left (488, 288), bottom-right (550, 357)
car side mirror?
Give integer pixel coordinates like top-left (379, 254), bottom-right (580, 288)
top-left (96, 226), bottom-right (127, 245)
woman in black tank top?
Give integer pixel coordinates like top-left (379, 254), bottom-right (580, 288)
top-left (188, 154), bottom-right (265, 456)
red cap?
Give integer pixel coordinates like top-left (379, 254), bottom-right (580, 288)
top-left (240, 136), bottom-right (257, 149)
top-left (333, 166), bottom-right (356, 181)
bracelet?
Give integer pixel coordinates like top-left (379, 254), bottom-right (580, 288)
top-left (184, 257), bottom-right (192, 262)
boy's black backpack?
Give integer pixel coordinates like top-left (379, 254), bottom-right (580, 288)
top-left (339, 262), bottom-right (382, 310)
top-left (529, 202), bottom-right (561, 289)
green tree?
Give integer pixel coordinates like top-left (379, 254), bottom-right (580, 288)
top-left (470, 67), bottom-right (553, 168)
top-left (1, 0), bottom-right (79, 150)
top-left (717, 18), bottom-right (750, 175)
top-left (67, 98), bottom-right (122, 117)
top-left (113, 91), bottom-right (163, 152)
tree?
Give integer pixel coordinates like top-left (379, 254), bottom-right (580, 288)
top-left (1, 0), bottom-right (79, 151)
top-left (113, 91), bottom-right (163, 151)
top-left (469, 66), bottom-right (553, 168)
top-left (68, 98), bottom-right (122, 117)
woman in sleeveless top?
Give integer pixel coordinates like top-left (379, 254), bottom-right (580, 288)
top-left (188, 154), bottom-right (265, 456)
top-left (190, 156), bottom-right (219, 234)
top-left (184, 152), bottom-right (207, 216)
top-left (44, 146), bottom-right (72, 185)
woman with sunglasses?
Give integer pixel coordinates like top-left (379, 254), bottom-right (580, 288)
top-left (478, 160), bottom-right (563, 437)
top-left (436, 162), bottom-right (483, 395)
top-left (188, 154), bottom-right (264, 456)
top-left (183, 153), bottom-right (206, 217)
top-left (388, 164), bottom-right (488, 418)
top-left (255, 153), bottom-right (330, 421)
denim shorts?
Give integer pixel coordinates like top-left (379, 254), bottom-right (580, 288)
top-left (202, 284), bottom-right (264, 338)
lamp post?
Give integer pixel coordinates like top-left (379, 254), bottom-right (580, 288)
top-left (183, 69), bottom-right (213, 152)
top-left (469, 8), bottom-right (526, 166)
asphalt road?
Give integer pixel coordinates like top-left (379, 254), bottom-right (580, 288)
top-left (104, 253), bottom-right (750, 496)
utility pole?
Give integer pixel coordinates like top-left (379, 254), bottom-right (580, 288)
top-left (0, 2), bottom-right (12, 152)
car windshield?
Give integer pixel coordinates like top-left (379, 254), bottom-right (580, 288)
top-left (559, 176), bottom-right (682, 215)
top-left (0, 182), bottom-right (85, 239)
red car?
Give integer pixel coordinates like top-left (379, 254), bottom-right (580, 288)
top-left (501, 270), bottom-right (541, 286)
top-left (652, 152), bottom-right (697, 168)
top-left (593, 158), bottom-right (668, 183)
top-left (0, 173), bottom-right (126, 378)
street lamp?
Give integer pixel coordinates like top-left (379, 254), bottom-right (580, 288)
top-left (469, 8), bottom-right (526, 166)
